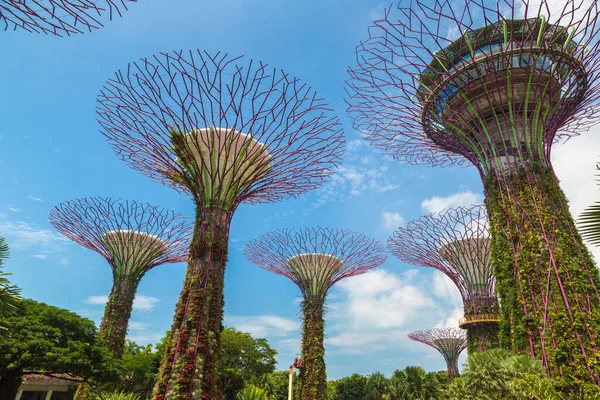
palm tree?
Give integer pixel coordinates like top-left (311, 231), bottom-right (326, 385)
top-left (0, 237), bottom-right (21, 337)
top-left (578, 163), bottom-right (600, 246)
top-left (236, 386), bottom-right (270, 400)
top-left (447, 349), bottom-right (563, 400)
top-left (389, 366), bottom-right (443, 400)
top-left (364, 372), bottom-right (390, 399)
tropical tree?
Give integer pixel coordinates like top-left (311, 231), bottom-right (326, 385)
top-left (364, 372), bottom-right (390, 400)
top-left (0, 299), bottom-right (119, 400)
top-left (389, 366), bottom-right (444, 400)
top-left (578, 163), bottom-right (600, 246)
top-left (258, 371), bottom-right (289, 400)
top-left (0, 237), bottom-right (21, 337)
top-left (447, 349), bottom-right (563, 399)
top-left (331, 374), bottom-right (367, 400)
top-left (236, 386), bottom-right (270, 400)
top-left (220, 327), bottom-right (278, 399)
top-left (117, 341), bottom-right (162, 398)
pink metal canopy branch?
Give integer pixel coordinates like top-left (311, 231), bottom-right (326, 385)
top-left (245, 227), bottom-right (386, 400)
top-left (1, 0), bottom-right (135, 36)
top-left (408, 328), bottom-right (467, 380)
top-left (96, 50), bottom-right (344, 400)
top-left (49, 197), bottom-right (191, 358)
top-left (389, 205), bottom-right (499, 352)
top-left (346, 0), bottom-right (600, 175)
top-left (244, 227), bottom-right (387, 300)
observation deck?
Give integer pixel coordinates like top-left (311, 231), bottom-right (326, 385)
top-left (417, 18), bottom-right (587, 172)
top-left (458, 313), bottom-right (501, 329)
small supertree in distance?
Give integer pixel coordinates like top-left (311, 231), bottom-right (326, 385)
top-left (408, 328), bottom-right (467, 381)
top-left (389, 205), bottom-right (499, 353)
top-left (49, 197), bottom-right (190, 358)
top-left (244, 228), bottom-right (387, 400)
top-left (1, 0), bottom-right (135, 36)
top-left (96, 50), bottom-right (344, 400)
top-left (346, 0), bottom-right (600, 392)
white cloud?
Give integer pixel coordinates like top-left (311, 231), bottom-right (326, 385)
top-left (59, 257), bottom-right (71, 265)
top-left (381, 212), bottom-right (404, 230)
top-left (368, 4), bottom-right (387, 21)
top-left (84, 295), bottom-right (109, 305)
top-left (331, 270), bottom-right (437, 331)
top-left (132, 295), bottom-right (159, 311)
top-left (435, 308), bottom-right (464, 328)
top-left (32, 254), bottom-right (48, 260)
top-left (8, 206), bottom-right (22, 213)
top-left (224, 315), bottom-right (300, 338)
top-left (126, 333), bottom-right (164, 346)
top-left (421, 191), bottom-right (482, 214)
top-left (83, 294), bottom-right (159, 311)
top-left (26, 194), bottom-right (44, 202)
top-left (0, 220), bottom-right (69, 250)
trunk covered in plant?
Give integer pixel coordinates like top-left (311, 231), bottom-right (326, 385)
top-left (485, 165), bottom-right (600, 394)
top-left (299, 298), bottom-right (327, 400)
top-left (466, 323), bottom-right (500, 353)
top-left (154, 206), bottom-right (230, 400)
top-left (99, 277), bottom-right (140, 358)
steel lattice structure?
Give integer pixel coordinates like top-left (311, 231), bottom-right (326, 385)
top-left (49, 197), bottom-right (190, 358)
top-left (1, 0), bottom-right (135, 36)
top-left (96, 50), bottom-right (344, 400)
top-left (245, 227), bottom-right (386, 400)
top-left (408, 328), bottom-right (467, 380)
top-left (390, 205), bottom-right (499, 353)
top-left (347, 0), bottom-right (600, 393)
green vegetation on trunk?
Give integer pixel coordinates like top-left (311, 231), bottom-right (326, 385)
top-left (485, 165), bottom-right (600, 396)
top-left (153, 206), bottom-right (230, 400)
top-left (466, 323), bottom-right (500, 353)
top-left (299, 298), bottom-right (327, 400)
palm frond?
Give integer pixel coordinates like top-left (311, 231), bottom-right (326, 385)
top-left (578, 203), bottom-right (600, 246)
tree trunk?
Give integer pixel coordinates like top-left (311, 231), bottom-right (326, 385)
top-left (153, 206), bottom-right (230, 400)
top-left (300, 299), bottom-right (327, 400)
top-left (99, 276), bottom-right (139, 358)
top-left (485, 164), bottom-right (600, 395)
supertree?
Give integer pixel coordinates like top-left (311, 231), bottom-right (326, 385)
top-left (346, 0), bottom-right (600, 391)
top-left (408, 328), bottom-right (467, 380)
top-left (49, 197), bottom-right (191, 358)
top-left (1, 0), bottom-right (135, 36)
top-left (96, 50), bottom-right (345, 400)
top-left (244, 227), bottom-right (387, 400)
top-left (389, 205), bottom-right (499, 353)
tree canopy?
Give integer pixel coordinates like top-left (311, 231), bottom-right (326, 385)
top-left (0, 237), bottom-right (21, 338)
top-left (0, 299), bottom-right (119, 400)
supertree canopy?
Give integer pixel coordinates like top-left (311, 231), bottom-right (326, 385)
top-left (244, 228), bottom-right (387, 400)
top-left (1, 0), bottom-right (135, 36)
top-left (49, 197), bottom-right (190, 358)
top-left (408, 328), bottom-right (467, 380)
top-left (389, 205), bottom-right (499, 353)
top-left (96, 50), bottom-right (345, 400)
top-left (346, 0), bottom-right (600, 392)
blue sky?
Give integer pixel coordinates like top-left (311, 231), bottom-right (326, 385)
top-left (1, 0), bottom-right (600, 380)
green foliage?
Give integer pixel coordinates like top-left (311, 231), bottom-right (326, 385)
top-left (97, 391), bottom-right (140, 400)
top-left (235, 386), bottom-right (270, 400)
top-left (330, 373), bottom-right (367, 400)
top-left (257, 371), bottom-right (289, 400)
top-left (577, 163), bottom-right (600, 246)
top-left (220, 327), bottom-right (277, 399)
top-left (447, 349), bottom-right (564, 400)
top-left (485, 165), bottom-right (600, 395)
top-left (388, 366), bottom-right (445, 400)
top-left (0, 298), bottom-right (119, 381)
top-left (0, 237), bottom-right (21, 338)
top-left (300, 298), bottom-right (327, 400)
top-left (0, 299), bottom-right (119, 400)
top-left (364, 372), bottom-right (390, 400)
top-left (117, 341), bottom-right (162, 397)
